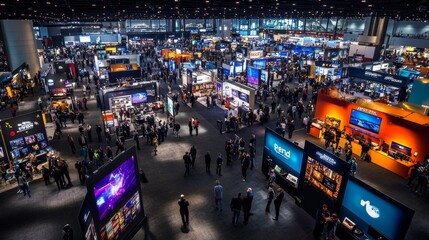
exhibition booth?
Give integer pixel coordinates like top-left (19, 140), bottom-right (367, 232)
top-left (314, 61), bottom-right (341, 81)
top-left (310, 87), bottom-right (429, 177)
top-left (182, 69), bottom-right (215, 98)
top-left (161, 49), bottom-right (193, 64)
top-left (261, 129), bottom-right (415, 240)
top-left (0, 111), bottom-right (51, 166)
top-left (346, 67), bottom-right (411, 102)
top-left (100, 81), bottom-right (161, 128)
top-left (79, 147), bottom-right (145, 240)
top-left (221, 79), bottom-right (255, 111)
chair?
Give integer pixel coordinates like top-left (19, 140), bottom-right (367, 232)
top-left (5, 173), bottom-right (16, 185)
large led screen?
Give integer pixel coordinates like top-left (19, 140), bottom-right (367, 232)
top-left (131, 92), bottom-right (148, 104)
top-left (264, 128), bottom-right (303, 185)
top-left (247, 67), bottom-right (259, 88)
top-left (99, 192), bottom-right (142, 240)
top-left (93, 156), bottom-right (138, 221)
top-left (341, 177), bottom-right (414, 240)
top-left (349, 109), bottom-right (382, 134)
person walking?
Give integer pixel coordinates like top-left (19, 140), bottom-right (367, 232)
top-left (188, 118), bottom-right (193, 136)
top-left (243, 188), bottom-right (253, 224)
top-left (214, 180), bottom-right (224, 211)
top-left (313, 204), bottom-right (330, 238)
top-left (178, 194), bottom-right (190, 229)
top-left (86, 124), bottom-right (93, 142)
top-left (96, 124), bottom-right (102, 142)
top-left (52, 166), bottom-right (64, 191)
top-left (67, 135), bottom-right (76, 154)
top-left (350, 158), bottom-right (357, 176)
top-left (152, 135), bottom-right (159, 156)
top-left (205, 151), bottom-right (211, 173)
top-left (190, 145), bottom-right (197, 168)
top-left (19, 172), bottom-right (31, 198)
top-left (272, 188), bottom-right (284, 220)
top-left (75, 160), bottom-right (85, 185)
top-left (60, 159), bottom-right (73, 187)
top-left (230, 192), bottom-right (243, 226)
top-left (265, 183), bottom-right (275, 213)
top-left (193, 117), bottom-right (199, 136)
top-left (216, 153), bottom-right (223, 176)
top-left (183, 152), bottom-right (191, 177)
top-left (41, 166), bottom-right (50, 185)
top-left (133, 130), bottom-right (140, 150)
top-left (241, 153), bottom-right (250, 181)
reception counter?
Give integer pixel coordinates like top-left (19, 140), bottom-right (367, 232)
top-left (338, 138), bottom-right (413, 178)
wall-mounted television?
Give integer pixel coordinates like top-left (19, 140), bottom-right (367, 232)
top-left (247, 67), bottom-right (260, 88)
top-left (10, 138), bottom-right (25, 149)
top-left (35, 133), bottom-right (45, 141)
top-left (238, 92), bottom-right (249, 102)
top-left (349, 109), bottom-right (382, 134)
top-left (390, 141), bottom-right (412, 156)
top-left (93, 156), bottom-right (138, 222)
top-left (24, 135), bottom-right (36, 145)
top-left (131, 92), bottom-right (148, 104)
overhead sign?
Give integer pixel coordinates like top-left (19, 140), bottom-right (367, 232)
top-left (249, 50), bottom-right (264, 59)
top-left (347, 67), bottom-right (409, 87)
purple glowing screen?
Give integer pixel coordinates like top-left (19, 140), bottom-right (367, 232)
top-left (93, 156), bottom-right (138, 221)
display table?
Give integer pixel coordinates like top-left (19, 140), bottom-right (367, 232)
top-left (338, 138), bottom-right (413, 178)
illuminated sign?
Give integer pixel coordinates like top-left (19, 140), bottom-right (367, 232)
top-left (361, 200), bottom-right (380, 219)
top-left (17, 121), bottom-right (36, 133)
top-left (274, 143), bottom-right (291, 160)
top-left (249, 50), bottom-right (263, 59)
top-left (315, 151), bottom-right (336, 165)
top-left (357, 107), bottom-right (378, 116)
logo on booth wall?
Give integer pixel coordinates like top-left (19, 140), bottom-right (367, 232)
top-left (315, 151), bottom-right (336, 165)
top-left (357, 107), bottom-right (377, 116)
top-left (360, 200), bottom-right (380, 219)
top-left (274, 143), bottom-right (291, 160)
top-left (17, 121), bottom-right (38, 133)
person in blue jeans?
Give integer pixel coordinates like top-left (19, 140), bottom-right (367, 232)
top-left (230, 192), bottom-right (243, 226)
top-left (19, 172), bottom-right (31, 198)
top-left (214, 180), bottom-right (223, 211)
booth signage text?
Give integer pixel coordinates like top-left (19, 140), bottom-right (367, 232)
top-left (249, 50), bottom-right (263, 59)
top-left (274, 143), bottom-right (291, 160)
top-left (357, 107), bottom-right (378, 116)
top-left (348, 67), bottom-right (408, 87)
top-left (315, 151), bottom-right (336, 165)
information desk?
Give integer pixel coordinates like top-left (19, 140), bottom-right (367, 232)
top-left (338, 138), bottom-right (413, 178)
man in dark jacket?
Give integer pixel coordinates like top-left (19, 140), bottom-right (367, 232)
top-left (230, 192), bottom-right (243, 226)
top-left (183, 152), bottom-right (191, 177)
top-left (190, 145), bottom-right (197, 167)
top-left (272, 188), bottom-right (284, 220)
top-left (216, 153), bottom-right (223, 176)
top-left (178, 194), bottom-right (190, 229)
top-left (241, 153), bottom-right (250, 181)
top-left (205, 151), bottom-right (211, 173)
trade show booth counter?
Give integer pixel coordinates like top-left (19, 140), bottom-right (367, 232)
top-left (221, 79), bottom-right (255, 111)
top-left (311, 87), bottom-right (429, 177)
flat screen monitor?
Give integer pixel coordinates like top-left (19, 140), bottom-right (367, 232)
top-left (35, 133), bottom-right (45, 141)
top-left (10, 138), bottom-right (25, 149)
top-left (21, 147), bottom-right (29, 156)
top-left (40, 141), bottom-right (48, 149)
top-left (31, 144), bottom-right (40, 151)
top-left (238, 92), bottom-right (249, 102)
top-left (93, 156), bottom-right (138, 221)
top-left (349, 109), bottom-right (382, 134)
top-left (10, 149), bottom-right (21, 159)
top-left (341, 177), bottom-right (414, 240)
top-left (24, 135), bottom-right (36, 145)
top-left (390, 141), bottom-right (412, 156)
top-left (131, 92), bottom-right (148, 104)
top-left (231, 89), bottom-right (238, 97)
top-left (80, 36), bottom-right (91, 43)
top-left (247, 67), bottom-right (259, 87)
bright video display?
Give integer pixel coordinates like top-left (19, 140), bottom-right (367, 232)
top-left (391, 141), bottom-right (412, 156)
top-left (93, 156), bottom-right (138, 221)
top-left (349, 109), bottom-right (382, 134)
top-left (35, 133), bottom-right (45, 141)
top-left (24, 135), bottom-right (36, 144)
top-left (131, 92), bottom-right (148, 104)
top-left (10, 138), bottom-right (25, 149)
top-left (247, 67), bottom-right (259, 88)
top-left (238, 92), bottom-right (249, 102)
top-left (341, 178), bottom-right (414, 240)
top-left (40, 141), bottom-right (48, 149)
top-left (99, 192), bottom-right (142, 240)
top-left (264, 129), bottom-right (303, 182)
top-left (304, 156), bottom-right (343, 199)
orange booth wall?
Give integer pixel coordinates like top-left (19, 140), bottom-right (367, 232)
top-left (313, 93), bottom-right (429, 178)
top-left (110, 64), bottom-right (138, 72)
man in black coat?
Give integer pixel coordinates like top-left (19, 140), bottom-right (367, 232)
top-left (183, 152), bottom-right (191, 177)
top-left (205, 151), bottom-right (211, 173)
top-left (190, 145), bottom-right (197, 167)
top-left (241, 153), bottom-right (250, 181)
top-left (178, 194), bottom-right (190, 229)
top-left (216, 153), bottom-right (223, 176)
top-left (272, 188), bottom-right (284, 220)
